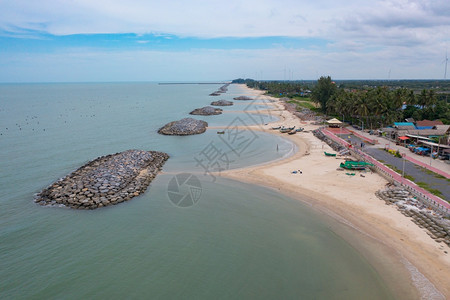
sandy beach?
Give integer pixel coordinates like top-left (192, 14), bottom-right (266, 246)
top-left (222, 84), bottom-right (450, 299)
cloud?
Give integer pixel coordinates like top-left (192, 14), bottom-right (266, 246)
top-left (0, 0), bottom-right (448, 81)
top-left (332, 0), bottom-right (450, 48)
top-left (0, 0), bottom-right (339, 38)
top-left (1, 1), bottom-right (448, 47)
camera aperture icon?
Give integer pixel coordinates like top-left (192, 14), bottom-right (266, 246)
top-left (167, 173), bottom-right (202, 207)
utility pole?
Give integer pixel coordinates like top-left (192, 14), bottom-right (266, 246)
top-left (430, 145), bottom-right (433, 166)
top-left (402, 153), bottom-right (406, 178)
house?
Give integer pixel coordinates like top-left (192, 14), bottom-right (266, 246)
top-left (393, 122), bottom-right (416, 130)
top-left (415, 120), bottom-right (444, 127)
top-left (395, 125), bottom-right (450, 144)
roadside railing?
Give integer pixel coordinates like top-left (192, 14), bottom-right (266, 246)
top-left (320, 128), bottom-right (450, 217)
top-left (347, 129), bottom-right (378, 144)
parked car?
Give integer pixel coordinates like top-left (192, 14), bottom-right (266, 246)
top-left (438, 154), bottom-right (449, 160)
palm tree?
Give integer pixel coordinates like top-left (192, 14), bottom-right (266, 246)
top-left (406, 90), bottom-right (416, 106)
top-left (418, 89), bottom-right (428, 108)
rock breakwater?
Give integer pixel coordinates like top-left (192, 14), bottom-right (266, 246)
top-left (313, 129), bottom-right (349, 154)
top-left (35, 150), bottom-right (169, 209)
top-left (189, 106), bottom-right (223, 115)
top-left (158, 117), bottom-right (208, 135)
top-left (211, 100), bottom-right (233, 106)
top-left (209, 83), bottom-right (230, 96)
top-left (376, 186), bottom-right (450, 247)
top-left (233, 96), bottom-right (253, 100)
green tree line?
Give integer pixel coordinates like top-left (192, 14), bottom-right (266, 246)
top-left (233, 77), bottom-right (450, 126)
top-left (232, 78), bottom-right (313, 96)
top-left (313, 76), bottom-right (449, 127)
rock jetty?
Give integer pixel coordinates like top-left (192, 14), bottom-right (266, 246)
top-left (189, 106), bottom-right (223, 115)
top-left (233, 96), bottom-right (253, 100)
top-left (158, 117), bottom-right (208, 135)
top-left (211, 100), bottom-right (233, 106)
top-left (35, 150), bottom-right (169, 209)
top-left (209, 83), bottom-right (230, 96)
top-left (313, 129), bottom-right (349, 155)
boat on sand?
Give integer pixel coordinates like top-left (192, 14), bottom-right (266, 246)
top-left (324, 152), bottom-right (336, 157)
top-left (340, 161), bottom-right (374, 170)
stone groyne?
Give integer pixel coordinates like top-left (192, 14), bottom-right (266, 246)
top-left (211, 100), bottom-right (233, 106)
top-left (35, 150), bottom-right (169, 209)
top-left (189, 106), bottom-right (223, 115)
top-left (233, 96), bottom-right (253, 100)
top-left (209, 83), bottom-right (230, 96)
top-left (158, 118), bottom-right (208, 135)
top-left (312, 129), bottom-right (348, 154)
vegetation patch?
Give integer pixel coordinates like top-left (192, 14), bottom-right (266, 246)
top-left (384, 163), bottom-right (415, 181)
top-left (404, 174), bottom-right (415, 181)
top-left (287, 100), bottom-right (316, 110)
top-left (384, 148), bottom-right (402, 158)
top-left (419, 167), bottom-right (449, 181)
top-left (416, 182), bottom-right (444, 198)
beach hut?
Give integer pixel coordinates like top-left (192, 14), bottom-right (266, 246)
top-left (326, 118), bottom-right (343, 128)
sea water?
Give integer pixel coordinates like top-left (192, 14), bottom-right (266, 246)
top-left (0, 83), bottom-right (396, 299)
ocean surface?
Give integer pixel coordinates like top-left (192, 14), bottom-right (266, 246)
top-left (0, 83), bottom-right (396, 299)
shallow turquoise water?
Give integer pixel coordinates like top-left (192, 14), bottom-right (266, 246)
top-left (0, 83), bottom-right (395, 299)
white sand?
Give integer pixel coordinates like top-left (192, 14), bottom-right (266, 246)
top-left (222, 84), bottom-right (450, 299)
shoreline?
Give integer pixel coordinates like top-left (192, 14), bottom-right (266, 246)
top-left (221, 84), bottom-right (449, 299)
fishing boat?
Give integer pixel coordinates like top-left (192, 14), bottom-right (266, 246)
top-left (288, 130), bottom-right (297, 135)
top-left (280, 126), bottom-right (295, 133)
top-left (339, 161), bottom-right (374, 170)
top-left (217, 131), bottom-right (225, 134)
top-left (296, 128), bottom-right (304, 132)
top-left (324, 152), bottom-right (336, 157)
top-left (272, 126), bottom-right (281, 130)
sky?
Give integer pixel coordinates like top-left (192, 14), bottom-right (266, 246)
top-left (0, 0), bottom-right (449, 82)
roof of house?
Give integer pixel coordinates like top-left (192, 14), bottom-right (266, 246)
top-left (416, 119), bottom-right (444, 127)
top-left (405, 118), bottom-right (415, 123)
top-left (394, 122), bottom-right (415, 127)
top-left (396, 125), bottom-right (416, 130)
top-left (397, 128), bottom-right (449, 137)
top-left (434, 125), bottom-right (450, 132)
top-left (419, 141), bottom-right (450, 149)
top-left (326, 118), bottom-right (342, 124)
